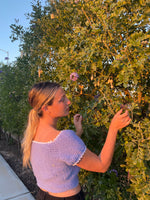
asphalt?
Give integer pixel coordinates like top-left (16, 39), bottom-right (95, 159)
top-left (0, 154), bottom-right (35, 200)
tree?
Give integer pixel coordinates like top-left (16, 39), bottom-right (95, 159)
top-left (0, 57), bottom-right (34, 142)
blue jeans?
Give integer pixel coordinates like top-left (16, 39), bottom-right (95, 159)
top-left (36, 188), bottom-right (85, 200)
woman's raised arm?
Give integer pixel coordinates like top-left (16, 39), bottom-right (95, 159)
top-left (76, 109), bottom-right (131, 172)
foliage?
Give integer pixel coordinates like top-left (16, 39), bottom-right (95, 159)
top-left (0, 57), bottom-right (34, 139)
top-left (123, 119), bottom-right (150, 200)
top-left (0, 0), bottom-right (149, 199)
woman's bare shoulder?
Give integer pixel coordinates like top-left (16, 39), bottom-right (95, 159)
top-left (33, 127), bottom-right (61, 142)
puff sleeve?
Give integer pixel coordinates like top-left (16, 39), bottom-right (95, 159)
top-left (57, 130), bottom-right (86, 166)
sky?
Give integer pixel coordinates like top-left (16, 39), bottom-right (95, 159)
top-left (0, 0), bottom-right (35, 64)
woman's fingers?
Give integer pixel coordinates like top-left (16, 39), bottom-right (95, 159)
top-left (121, 110), bottom-right (129, 117)
top-left (111, 109), bottom-right (131, 130)
top-left (122, 118), bottom-right (131, 128)
top-left (115, 109), bottom-right (123, 116)
top-left (120, 113), bottom-right (131, 128)
top-left (74, 114), bottom-right (83, 123)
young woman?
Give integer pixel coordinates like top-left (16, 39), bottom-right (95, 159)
top-left (21, 81), bottom-right (131, 200)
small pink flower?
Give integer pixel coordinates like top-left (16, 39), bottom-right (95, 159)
top-left (75, 0), bottom-right (79, 3)
top-left (70, 72), bottom-right (79, 81)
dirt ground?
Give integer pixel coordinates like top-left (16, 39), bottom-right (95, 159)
top-left (0, 133), bottom-right (38, 198)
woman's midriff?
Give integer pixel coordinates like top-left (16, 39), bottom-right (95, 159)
top-left (41, 184), bottom-right (81, 197)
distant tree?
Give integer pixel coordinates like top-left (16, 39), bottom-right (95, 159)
top-left (0, 58), bottom-right (34, 141)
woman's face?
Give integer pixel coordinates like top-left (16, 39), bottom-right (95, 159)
top-left (47, 87), bottom-right (71, 118)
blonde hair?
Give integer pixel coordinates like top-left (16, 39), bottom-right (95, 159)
top-left (21, 82), bottom-right (60, 168)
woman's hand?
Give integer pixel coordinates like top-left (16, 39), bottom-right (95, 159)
top-left (110, 109), bottom-right (131, 131)
top-left (73, 114), bottom-right (83, 137)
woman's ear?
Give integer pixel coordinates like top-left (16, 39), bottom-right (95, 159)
top-left (41, 105), bottom-right (48, 112)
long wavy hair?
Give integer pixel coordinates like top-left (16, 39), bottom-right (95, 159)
top-left (21, 81), bottom-right (60, 168)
